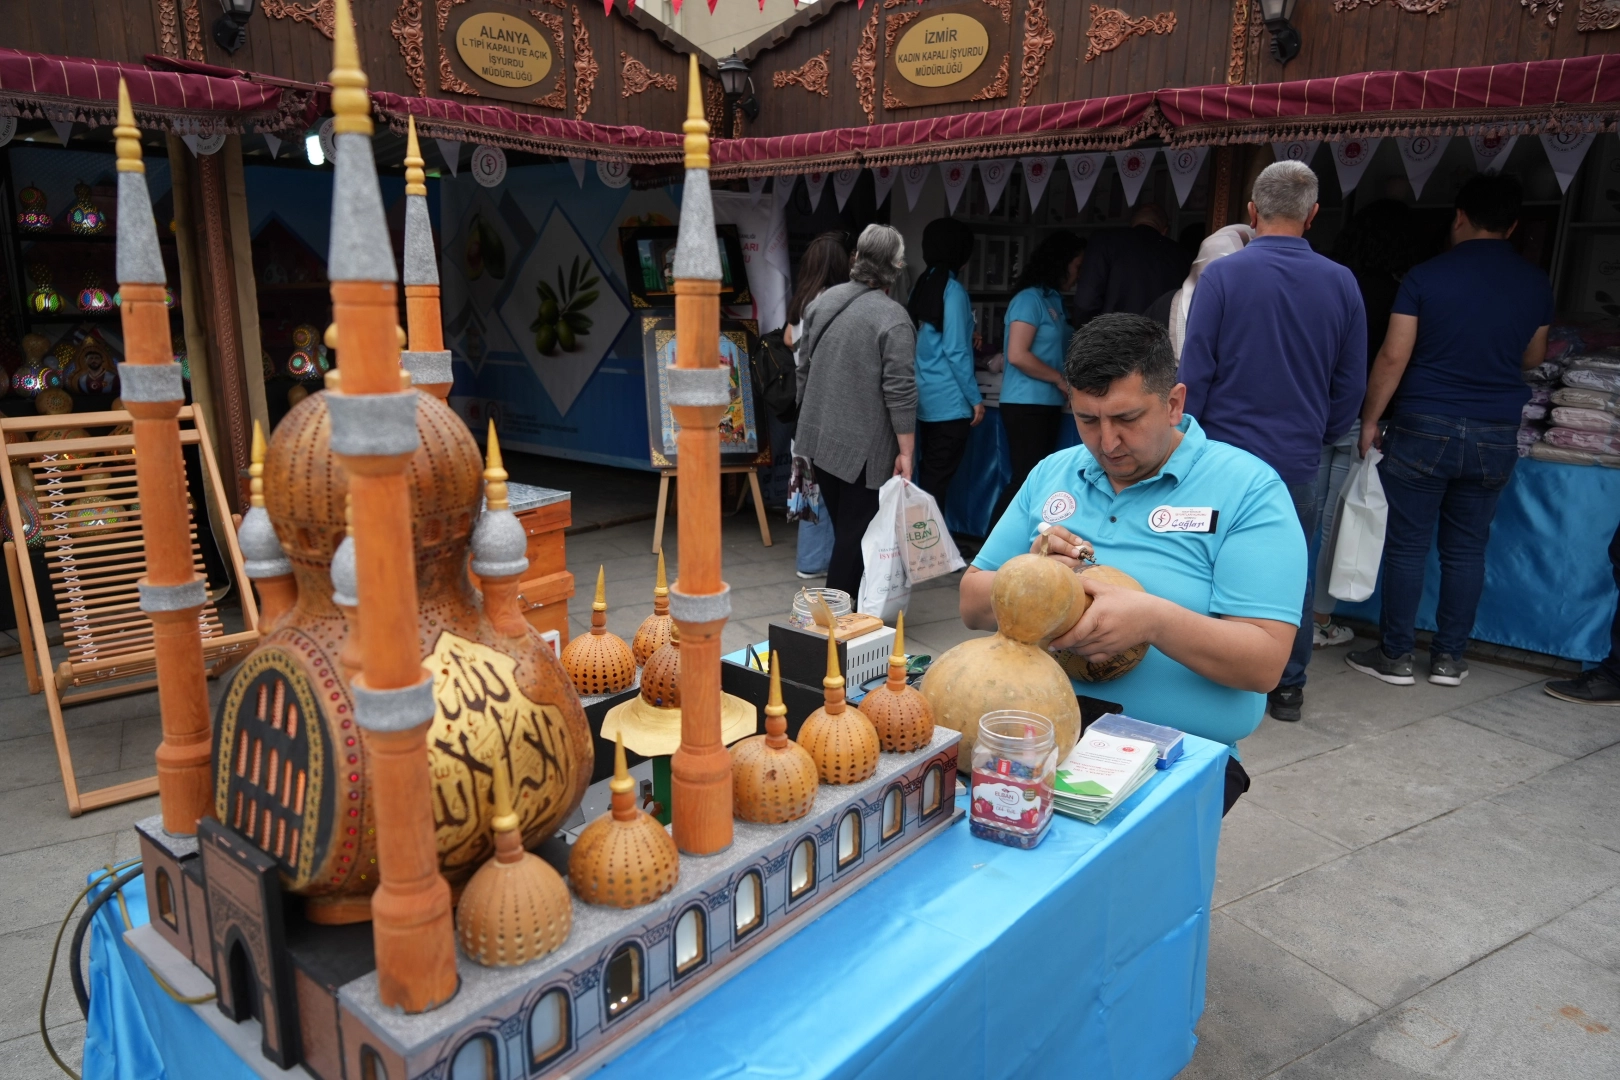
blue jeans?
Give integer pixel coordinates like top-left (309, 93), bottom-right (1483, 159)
top-left (1280, 481), bottom-right (1319, 690)
top-left (1377, 414), bottom-right (1520, 659)
top-left (1310, 435), bottom-right (1358, 617)
top-left (1604, 518), bottom-right (1620, 682)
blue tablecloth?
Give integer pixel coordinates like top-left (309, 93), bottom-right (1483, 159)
top-left (84, 736), bottom-right (1226, 1080)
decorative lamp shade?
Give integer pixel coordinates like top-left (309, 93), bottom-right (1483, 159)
top-left (857, 612), bottom-right (934, 754)
top-left (27, 266), bottom-right (62, 314)
top-left (717, 54), bottom-right (750, 97)
top-left (68, 496), bottom-right (124, 536)
top-left (286, 324), bottom-right (330, 381)
top-left (631, 550), bottom-right (673, 667)
top-left (568, 735), bottom-right (679, 908)
top-left (35, 388), bottom-right (73, 416)
top-left (16, 184), bottom-right (51, 232)
top-left (560, 566), bottom-right (637, 696)
top-left (1258, 0), bottom-right (1298, 21)
top-left (221, 0), bottom-right (256, 14)
top-left (796, 612), bottom-right (881, 785)
top-left (77, 274), bottom-right (113, 313)
top-left (731, 655), bottom-right (819, 824)
top-left (67, 182), bottom-right (106, 235)
top-left (13, 334), bottom-right (63, 399)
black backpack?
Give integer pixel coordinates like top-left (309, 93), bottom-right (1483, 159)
top-left (752, 328), bottom-right (799, 425)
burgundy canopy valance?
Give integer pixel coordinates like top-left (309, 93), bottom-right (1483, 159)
top-left (369, 92), bottom-right (683, 165)
top-left (0, 48), bottom-right (314, 136)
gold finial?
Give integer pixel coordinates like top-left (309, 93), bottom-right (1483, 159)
top-left (822, 601), bottom-right (843, 690)
top-left (669, 620), bottom-right (680, 645)
top-left (767, 652), bottom-right (785, 717)
top-left (891, 610), bottom-right (906, 664)
top-left (114, 80), bottom-right (144, 175)
top-left (654, 550), bottom-right (668, 599)
top-left (345, 492), bottom-right (354, 538)
top-left (404, 115), bottom-right (426, 195)
top-left (682, 54), bottom-right (710, 171)
top-left (329, 0), bottom-right (372, 137)
top-left (484, 420), bottom-right (509, 511)
top-left (491, 744), bottom-right (520, 835)
top-left (593, 565), bottom-right (607, 613)
top-left (249, 421), bottom-right (267, 509)
top-left (609, 732), bottom-right (633, 795)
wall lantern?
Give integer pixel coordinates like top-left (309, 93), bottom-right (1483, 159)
top-left (213, 0), bottom-right (256, 54)
top-left (1258, 0), bottom-right (1301, 66)
top-left (716, 54), bottom-right (760, 133)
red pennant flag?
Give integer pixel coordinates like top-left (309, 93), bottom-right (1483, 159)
top-left (603, 0), bottom-right (613, 14)
top-left (707, 0), bottom-right (718, 11)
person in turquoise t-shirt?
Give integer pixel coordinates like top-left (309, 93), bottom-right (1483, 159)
top-left (994, 231), bottom-right (1085, 527)
top-left (961, 314), bottom-right (1304, 814)
top-left (908, 218), bottom-right (982, 520)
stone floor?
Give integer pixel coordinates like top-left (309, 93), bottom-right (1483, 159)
top-left (0, 460), bottom-right (1616, 1078)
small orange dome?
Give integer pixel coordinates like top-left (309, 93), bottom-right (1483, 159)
top-left (561, 566), bottom-right (636, 696)
top-left (732, 654), bottom-right (818, 823)
top-left (568, 734), bottom-right (679, 908)
top-left (631, 550), bottom-right (673, 666)
top-left (856, 612), bottom-right (933, 753)
top-left (639, 623), bottom-right (680, 708)
top-left (797, 619), bottom-right (880, 785)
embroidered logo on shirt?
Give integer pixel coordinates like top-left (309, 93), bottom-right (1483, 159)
top-left (1148, 505), bottom-right (1218, 533)
top-left (1042, 491), bottom-right (1077, 524)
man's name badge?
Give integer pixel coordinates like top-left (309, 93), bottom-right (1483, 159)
top-left (1148, 505), bottom-right (1218, 533)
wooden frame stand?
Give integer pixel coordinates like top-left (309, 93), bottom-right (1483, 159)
top-left (652, 466), bottom-right (772, 554)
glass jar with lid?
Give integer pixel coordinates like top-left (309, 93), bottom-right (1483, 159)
top-left (969, 710), bottom-right (1057, 849)
top-left (789, 587), bottom-right (852, 631)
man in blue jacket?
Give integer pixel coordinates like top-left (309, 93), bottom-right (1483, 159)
top-left (1179, 161), bottom-right (1368, 722)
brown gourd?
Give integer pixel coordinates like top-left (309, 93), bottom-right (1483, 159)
top-left (1051, 564), bottom-right (1150, 683)
top-left (922, 550), bottom-right (1085, 766)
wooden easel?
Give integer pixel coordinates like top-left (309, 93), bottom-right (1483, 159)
top-left (652, 466), bottom-right (772, 554)
top-left (0, 406), bottom-right (259, 815)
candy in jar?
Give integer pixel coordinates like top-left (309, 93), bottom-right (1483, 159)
top-left (969, 710), bottom-right (1056, 849)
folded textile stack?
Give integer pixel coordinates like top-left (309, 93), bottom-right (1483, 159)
top-left (1533, 352), bottom-right (1620, 467)
top-left (1052, 730), bottom-right (1159, 824)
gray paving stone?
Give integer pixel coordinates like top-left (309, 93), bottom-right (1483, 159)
top-left (1247, 715), bottom-right (1568, 850)
top-left (1178, 913), bottom-right (1379, 1080)
top-left (0, 834), bottom-right (118, 937)
top-left (1235, 717), bottom-right (1345, 777)
top-left (1449, 681), bottom-right (1620, 759)
top-left (1536, 885), bottom-right (1620, 975)
top-left (1228, 799), bottom-right (1620, 1007)
top-left (118, 712), bottom-right (162, 772)
top-left (0, 923), bottom-right (84, 1044)
top-left (1296, 649), bottom-right (1536, 743)
top-left (0, 782), bottom-right (159, 859)
top-left (1275, 936), bottom-right (1620, 1080)
top-left (0, 721), bottom-right (123, 795)
top-left (0, 1022), bottom-right (85, 1080)
top-left (1491, 743), bottom-right (1620, 854)
top-left (1213, 800), bottom-right (1349, 908)
top-left (901, 615), bottom-right (985, 656)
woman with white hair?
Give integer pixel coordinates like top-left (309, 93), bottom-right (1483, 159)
top-left (795, 223), bottom-right (918, 598)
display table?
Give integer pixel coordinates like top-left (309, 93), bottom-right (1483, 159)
top-left (83, 735), bottom-right (1226, 1080)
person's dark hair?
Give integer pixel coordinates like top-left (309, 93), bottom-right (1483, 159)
top-left (1015, 230), bottom-right (1085, 293)
top-left (907, 218), bottom-right (976, 330)
top-left (1455, 172), bottom-right (1523, 234)
top-left (1064, 313), bottom-right (1178, 399)
top-left (786, 232), bottom-right (850, 326)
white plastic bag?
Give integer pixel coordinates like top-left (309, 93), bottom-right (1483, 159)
top-left (897, 478), bottom-right (966, 585)
top-left (858, 477), bottom-right (910, 621)
top-left (1328, 446), bottom-right (1387, 603)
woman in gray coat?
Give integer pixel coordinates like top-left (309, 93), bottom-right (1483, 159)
top-left (795, 224), bottom-right (918, 599)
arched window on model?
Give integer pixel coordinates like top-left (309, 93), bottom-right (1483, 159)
top-left (733, 870), bottom-right (764, 940)
top-left (528, 988), bottom-right (570, 1070)
top-left (673, 905), bottom-right (707, 977)
top-left (836, 808), bottom-right (862, 868)
top-left (604, 942), bottom-right (644, 1020)
top-left (789, 836), bottom-right (817, 900)
top-left (881, 785), bottom-right (904, 841)
top-left (921, 765), bottom-right (944, 818)
top-left (155, 867), bottom-right (178, 928)
top-left (450, 1033), bottom-right (500, 1080)
top-left (359, 1046), bottom-right (388, 1080)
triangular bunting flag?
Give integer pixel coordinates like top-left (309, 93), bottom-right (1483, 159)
top-left (569, 158), bottom-right (586, 187)
top-left (1330, 138), bottom-right (1381, 197)
top-left (1540, 131), bottom-right (1595, 193)
top-left (1469, 133), bottom-right (1519, 175)
top-left (50, 119), bottom-right (73, 145)
top-left (748, 175), bottom-right (768, 202)
top-left (871, 164), bottom-right (898, 207)
top-left (436, 138), bottom-right (461, 176)
top-left (263, 132), bottom-right (282, 159)
top-left (182, 134), bottom-right (198, 156)
top-left (979, 159), bottom-right (1014, 212)
top-left (804, 171), bottom-right (828, 211)
top-left (902, 164), bottom-right (929, 211)
top-left (1271, 140), bottom-right (1321, 167)
top-left (1020, 156), bottom-right (1057, 210)
top-left (832, 168), bottom-right (861, 211)
top-left (1165, 146), bottom-right (1209, 207)
top-left (1396, 135), bottom-right (1449, 200)
top-left (939, 160), bottom-right (971, 214)
top-left (1066, 153), bottom-right (1106, 213)
top-left (1112, 147), bottom-right (1157, 207)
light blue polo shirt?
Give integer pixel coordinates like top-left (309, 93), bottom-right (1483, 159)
top-left (999, 286), bottom-right (1071, 407)
top-left (916, 274), bottom-right (981, 423)
top-left (972, 415), bottom-right (1304, 748)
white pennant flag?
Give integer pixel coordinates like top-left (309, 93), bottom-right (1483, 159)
top-left (436, 139), bottom-right (461, 176)
top-left (977, 159), bottom-right (1013, 213)
top-left (568, 158), bottom-right (586, 187)
top-left (1165, 146), bottom-right (1209, 207)
top-left (1396, 135), bottom-right (1449, 200)
top-left (1540, 131), bottom-right (1595, 194)
top-left (901, 164), bottom-right (929, 211)
top-left (832, 168), bottom-right (861, 211)
top-left (1469, 133), bottom-right (1519, 175)
top-left (1066, 153), bottom-right (1106, 213)
top-left (262, 132), bottom-right (282, 159)
top-left (1330, 138), bottom-right (1381, 197)
top-left (747, 175), bottom-right (768, 202)
top-left (1020, 156), bottom-right (1058, 210)
top-left (0, 117), bottom-right (16, 149)
top-left (1113, 147), bottom-right (1157, 207)
top-left (939, 161), bottom-right (972, 213)
top-left (50, 119), bottom-right (73, 145)
top-left (1271, 139), bottom-right (1321, 167)
top-left (871, 164), bottom-right (898, 207)
top-left (803, 171), bottom-right (828, 211)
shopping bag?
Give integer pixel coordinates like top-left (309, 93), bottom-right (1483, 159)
top-left (897, 478), bottom-right (966, 584)
top-left (857, 476), bottom-right (910, 621)
top-left (1328, 446), bottom-right (1387, 603)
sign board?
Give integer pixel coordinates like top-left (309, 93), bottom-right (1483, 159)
top-left (883, 0), bottom-right (1011, 110)
top-left (444, 1), bottom-right (566, 108)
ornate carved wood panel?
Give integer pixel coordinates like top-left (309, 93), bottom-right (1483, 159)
top-left (774, 49), bottom-right (833, 95)
top-left (392, 0), bottom-right (429, 94)
top-left (1019, 0), bottom-right (1054, 106)
top-left (621, 53), bottom-right (677, 95)
top-left (572, 5), bottom-right (598, 119)
top-left (1083, 5), bottom-right (1176, 63)
top-left (262, 0), bottom-right (336, 38)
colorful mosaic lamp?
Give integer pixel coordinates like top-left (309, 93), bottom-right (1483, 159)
top-left (67, 182), bottom-right (106, 235)
top-left (16, 184), bottom-right (51, 232)
top-left (78, 273), bottom-right (114, 313)
top-left (27, 265), bottom-right (62, 314)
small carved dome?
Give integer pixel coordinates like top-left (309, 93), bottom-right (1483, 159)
top-left (797, 623), bottom-right (880, 785)
top-left (469, 421), bottom-right (528, 580)
top-left (639, 628), bottom-right (680, 709)
top-left (857, 613), bottom-right (933, 754)
top-left (732, 656), bottom-right (818, 824)
top-left (568, 736), bottom-right (679, 908)
top-left (561, 566), bottom-right (636, 696)
top-left (631, 551), bottom-right (673, 667)
top-left (241, 421), bottom-right (292, 581)
top-left (329, 535), bottom-right (358, 607)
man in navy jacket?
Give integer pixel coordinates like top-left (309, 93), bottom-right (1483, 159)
top-left (1179, 160), bottom-right (1368, 722)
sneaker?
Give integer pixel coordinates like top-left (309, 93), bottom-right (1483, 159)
top-left (795, 570), bottom-right (824, 580)
top-left (1346, 646), bottom-right (1415, 685)
top-left (1545, 667), bottom-right (1620, 706)
top-left (1428, 654), bottom-right (1469, 686)
top-left (1313, 621), bottom-right (1354, 648)
top-left (1267, 685), bottom-right (1303, 722)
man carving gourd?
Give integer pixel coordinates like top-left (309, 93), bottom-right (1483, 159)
top-left (952, 314), bottom-right (1306, 813)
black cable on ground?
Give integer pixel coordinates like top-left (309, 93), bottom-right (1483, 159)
top-left (66, 865), bottom-right (144, 1018)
